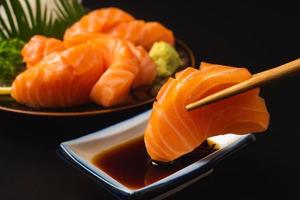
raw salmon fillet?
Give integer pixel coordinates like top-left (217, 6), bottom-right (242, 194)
top-left (63, 32), bottom-right (107, 48)
top-left (22, 35), bottom-right (65, 68)
top-left (105, 20), bottom-right (175, 50)
top-left (12, 44), bottom-right (104, 108)
top-left (64, 33), bottom-right (156, 106)
top-left (144, 62), bottom-right (270, 162)
top-left (126, 42), bottom-right (157, 88)
top-left (87, 37), bottom-right (140, 107)
top-left (64, 7), bottom-right (174, 50)
top-left (64, 7), bottom-right (135, 40)
top-left (14, 33), bottom-right (157, 108)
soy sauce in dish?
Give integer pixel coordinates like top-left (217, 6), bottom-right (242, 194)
top-left (92, 136), bottom-right (217, 190)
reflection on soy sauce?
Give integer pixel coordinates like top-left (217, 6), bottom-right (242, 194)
top-left (92, 136), bottom-right (217, 190)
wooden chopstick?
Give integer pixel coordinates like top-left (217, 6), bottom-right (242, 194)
top-left (186, 58), bottom-right (300, 111)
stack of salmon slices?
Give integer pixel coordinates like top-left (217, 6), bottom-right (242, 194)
top-left (12, 7), bottom-right (174, 108)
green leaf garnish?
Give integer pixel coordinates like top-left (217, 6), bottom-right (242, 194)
top-left (0, 0), bottom-right (87, 41)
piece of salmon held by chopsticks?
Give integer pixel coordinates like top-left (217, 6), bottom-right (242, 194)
top-left (144, 62), bottom-right (270, 162)
top-left (22, 35), bottom-right (65, 68)
top-left (64, 7), bottom-right (135, 40)
top-left (12, 44), bottom-right (104, 108)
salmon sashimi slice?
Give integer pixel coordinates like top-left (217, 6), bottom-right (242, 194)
top-left (12, 44), bottom-right (104, 108)
top-left (64, 7), bottom-right (174, 50)
top-left (65, 34), bottom-right (156, 106)
top-left (65, 33), bottom-right (157, 88)
top-left (63, 32), bottom-right (108, 48)
top-left (144, 63), bottom-right (270, 162)
top-left (64, 7), bottom-right (135, 40)
top-left (22, 35), bottom-right (65, 68)
top-left (22, 33), bottom-right (106, 68)
top-left (106, 20), bottom-right (175, 50)
top-left (88, 37), bottom-right (140, 107)
top-left (126, 43), bottom-right (157, 88)
top-left (16, 33), bottom-right (157, 108)
top-left (105, 20), bottom-right (145, 47)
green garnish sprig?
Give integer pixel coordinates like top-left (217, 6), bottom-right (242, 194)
top-left (0, 38), bottom-right (25, 85)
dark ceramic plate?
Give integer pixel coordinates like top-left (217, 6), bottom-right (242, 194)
top-left (0, 40), bottom-right (195, 117)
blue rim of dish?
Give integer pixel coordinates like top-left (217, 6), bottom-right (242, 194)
top-left (58, 111), bottom-right (256, 199)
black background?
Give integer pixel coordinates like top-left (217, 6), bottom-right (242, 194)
top-left (1, 1), bottom-right (300, 199)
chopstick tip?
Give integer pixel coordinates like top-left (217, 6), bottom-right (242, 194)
top-left (185, 104), bottom-right (194, 111)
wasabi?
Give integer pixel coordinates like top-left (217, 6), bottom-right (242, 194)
top-left (149, 41), bottom-right (183, 77)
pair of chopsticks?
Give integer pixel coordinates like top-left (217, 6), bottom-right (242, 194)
top-left (186, 59), bottom-right (300, 111)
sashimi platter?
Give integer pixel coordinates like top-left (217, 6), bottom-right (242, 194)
top-left (0, 5), bottom-right (194, 116)
top-left (0, 1), bottom-right (270, 199)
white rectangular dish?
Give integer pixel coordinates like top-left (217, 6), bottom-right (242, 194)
top-left (59, 110), bottom-right (255, 199)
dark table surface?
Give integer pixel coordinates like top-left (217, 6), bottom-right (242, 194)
top-left (1, 1), bottom-right (300, 200)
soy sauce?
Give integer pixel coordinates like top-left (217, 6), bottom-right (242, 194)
top-left (92, 136), bottom-right (217, 190)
